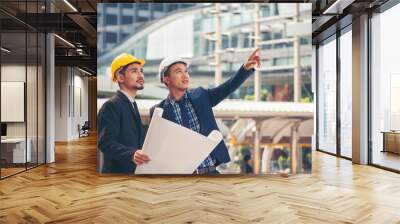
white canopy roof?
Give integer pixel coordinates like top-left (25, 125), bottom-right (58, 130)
top-left (97, 99), bottom-right (314, 144)
top-left (97, 99), bottom-right (313, 119)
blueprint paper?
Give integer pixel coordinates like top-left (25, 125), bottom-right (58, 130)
top-left (135, 108), bottom-right (222, 174)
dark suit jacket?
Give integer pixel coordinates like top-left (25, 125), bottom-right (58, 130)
top-left (150, 65), bottom-right (254, 166)
top-left (97, 91), bottom-right (145, 173)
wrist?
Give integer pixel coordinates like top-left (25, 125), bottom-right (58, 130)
top-left (243, 64), bottom-right (255, 72)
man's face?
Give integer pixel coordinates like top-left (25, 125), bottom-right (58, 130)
top-left (117, 62), bottom-right (144, 90)
top-left (163, 63), bottom-right (189, 91)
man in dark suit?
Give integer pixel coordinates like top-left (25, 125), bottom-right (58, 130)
top-left (98, 53), bottom-right (150, 173)
top-left (150, 49), bottom-right (261, 174)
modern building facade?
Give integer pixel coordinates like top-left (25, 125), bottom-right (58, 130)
top-left (97, 3), bottom-right (198, 57)
top-left (98, 3), bottom-right (313, 103)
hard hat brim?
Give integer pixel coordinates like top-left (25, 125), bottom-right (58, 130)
top-left (159, 58), bottom-right (190, 83)
top-left (125, 59), bottom-right (145, 67)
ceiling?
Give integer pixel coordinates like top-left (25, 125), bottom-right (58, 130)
top-left (0, 0), bottom-right (97, 74)
top-left (1, 0), bottom-right (394, 75)
top-left (312, 0), bottom-right (390, 44)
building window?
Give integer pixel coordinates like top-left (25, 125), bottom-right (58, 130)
top-left (120, 3), bottom-right (133, 9)
top-left (231, 34), bottom-right (238, 48)
top-left (371, 3), bottom-right (400, 171)
top-left (274, 57), bottom-right (293, 66)
top-left (301, 37), bottom-right (310, 45)
top-left (121, 32), bottom-right (130, 40)
top-left (105, 14), bottom-right (117, 25)
top-left (262, 32), bottom-right (271, 41)
top-left (152, 3), bottom-right (164, 12)
top-left (242, 33), bottom-right (250, 48)
top-left (339, 28), bottom-right (352, 158)
top-left (167, 4), bottom-right (179, 11)
top-left (104, 3), bottom-right (116, 8)
top-left (137, 16), bottom-right (148, 22)
top-left (261, 5), bottom-right (271, 17)
top-left (122, 16), bottom-right (133, 24)
top-left (138, 3), bottom-right (149, 10)
top-left (222, 35), bottom-right (229, 49)
top-left (317, 36), bottom-right (337, 155)
top-left (105, 32), bottom-right (117, 43)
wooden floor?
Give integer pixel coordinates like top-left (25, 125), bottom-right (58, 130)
top-left (0, 167), bottom-right (26, 178)
top-left (1, 135), bottom-right (400, 223)
top-left (373, 150), bottom-right (400, 171)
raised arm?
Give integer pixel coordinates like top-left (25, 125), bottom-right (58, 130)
top-left (207, 48), bottom-right (261, 107)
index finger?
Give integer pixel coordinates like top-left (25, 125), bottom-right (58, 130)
top-left (248, 48), bottom-right (260, 60)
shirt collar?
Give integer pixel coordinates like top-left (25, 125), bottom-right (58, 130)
top-left (118, 89), bottom-right (135, 103)
top-left (167, 91), bottom-right (188, 104)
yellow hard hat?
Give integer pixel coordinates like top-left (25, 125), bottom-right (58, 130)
top-left (111, 53), bottom-right (145, 82)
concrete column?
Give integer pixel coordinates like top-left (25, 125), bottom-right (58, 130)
top-left (253, 120), bottom-right (262, 174)
top-left (214, 3), bottom-right (222, 86)
top-left (291, 121), bottom-right (301, 174)
top-left (46, 34), bottom-right (55, 163)
top-left (261, 145), bottom-right (273, 173)
top-left (293, 3), bottom-right (301, 102)
top-left (44, 0), bottom-right (55, 164)
top-left (254, 3), bottom-right (261, 101)
top-left (312, 45), bottom-right (317, 151)
top-left (352, 14), bottom-right (369, 164)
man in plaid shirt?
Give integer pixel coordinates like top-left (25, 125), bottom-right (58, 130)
top-left (148, 49), bottom-right (260, 174)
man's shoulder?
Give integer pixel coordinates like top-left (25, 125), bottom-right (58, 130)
top-left (150, 99), bottom-right (167, 112)
top-left (188, 87), bottom-right (208, 97)
top-left (99, 95), bottom-right (121, 113)
top-left (153, 99), bottom-right (167, 108)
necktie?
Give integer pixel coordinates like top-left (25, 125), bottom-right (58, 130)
top-left (132, 101), bottom-right (140, 121)
top-left (177, 99), bottom-right (190, 129)
top-left (132, 102), bottom-right (143, 128)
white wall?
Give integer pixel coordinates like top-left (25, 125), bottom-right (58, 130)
top-left (1, 63), bottom-right (46, 164)
top-left (55, 67), bottom-right (89, 141)
top-left (55, 67), bottom-right (70, 141)
top-left (72, 73), bottom-right (89, 138)
top-left (1, 65), bottom-right (30, 138)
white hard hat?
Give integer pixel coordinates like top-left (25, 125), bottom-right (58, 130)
top-left (158, 56), bottom-right (190, 83)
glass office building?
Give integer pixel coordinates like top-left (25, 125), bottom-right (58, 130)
top-left (97, 3), bottom-right (198, 57)
top-left (98, 3), bottom-right (313, 102)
